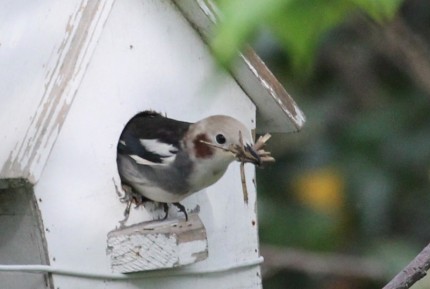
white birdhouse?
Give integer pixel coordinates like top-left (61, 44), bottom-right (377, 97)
top-left (0, 0), bottom-right (304, 289)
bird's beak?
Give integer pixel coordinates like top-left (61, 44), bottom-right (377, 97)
top-left (245, 144), bottom-right (261, 166)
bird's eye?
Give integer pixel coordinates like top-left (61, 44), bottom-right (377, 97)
top-left (216, 134), bottom-right (226, 144)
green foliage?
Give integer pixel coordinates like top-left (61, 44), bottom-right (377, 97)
top-left (212, 0), bottom-right (404, 76)
top-left (211, 0), bottom-right (290, 67)
top-left (266, 0), bottom-right (353, 74)
top-left (259, 196), bottom-right (342, 250)
top-left (237, 1), bottom-right (430, 288)
top-left (351, 0), bottom-right (404, 22)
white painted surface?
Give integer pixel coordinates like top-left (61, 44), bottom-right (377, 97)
top-left (178, 239), bottom-right (208, 264)
top-left (7, 0), bottom-right (262, 288)
top-left (0, 0), bottom-right (114, 183)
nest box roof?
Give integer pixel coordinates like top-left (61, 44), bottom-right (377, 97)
top-left (174, 0), bottom-right (306, 133)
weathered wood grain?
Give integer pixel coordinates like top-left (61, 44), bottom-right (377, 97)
top-left (107, 214), bottom-right (208, 272)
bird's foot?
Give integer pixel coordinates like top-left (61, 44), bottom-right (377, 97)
top-left (173, 202), bottom-right (188, 221)
top-left (119, 184), bottom-right (134, 203)
top-left (162, 203), bottom-right (169, 220)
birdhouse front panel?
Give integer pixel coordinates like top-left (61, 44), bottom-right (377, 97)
top-left (19, 0), bottom-right (262, 289)
top-left (0, 0), bottom-right (105, 182)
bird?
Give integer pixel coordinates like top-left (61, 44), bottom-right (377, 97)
top-left (116, 110), bottom-right (260, 221)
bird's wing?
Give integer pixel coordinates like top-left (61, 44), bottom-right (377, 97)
top-left (117, 111), bottom-right (191, 166)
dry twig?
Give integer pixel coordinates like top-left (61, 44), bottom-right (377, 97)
top-left (237, 131), bottom-right (249, 203)
top-left (382, 243), bottom-right (430, 289)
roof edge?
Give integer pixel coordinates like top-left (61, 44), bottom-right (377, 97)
top-left (174, 0), bottom-right (306, 133)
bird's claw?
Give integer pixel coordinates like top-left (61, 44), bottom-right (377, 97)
top-left (173, 202), bottom-right (188, 221)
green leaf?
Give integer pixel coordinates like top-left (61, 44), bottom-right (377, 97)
top-left (350, 0), bottom-right (403, 22)
top-left (267, 0), bottom-right (353, 76)
top-left (212, 0), bottom-right (404, 76)
top-left (212, 0), bottom-right (291, 66)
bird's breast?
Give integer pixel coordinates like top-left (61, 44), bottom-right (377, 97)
top-left (187, 161), bottom-right (229, 192)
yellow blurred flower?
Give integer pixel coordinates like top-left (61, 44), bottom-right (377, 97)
top-left (292, 167), bottom-right (345, 215)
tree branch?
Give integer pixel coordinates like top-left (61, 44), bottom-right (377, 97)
top-left (367, 16), bottom-right (430, 97)
top-left (382, 243), bottom-right (430, 289)
top-left (260, 245), bottom-right (386, 281)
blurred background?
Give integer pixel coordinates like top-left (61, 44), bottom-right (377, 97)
top-left (213, 0), bottom-right (430, 288)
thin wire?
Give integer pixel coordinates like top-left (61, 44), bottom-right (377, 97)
top-left (0, 256), bottom-right (263, 280)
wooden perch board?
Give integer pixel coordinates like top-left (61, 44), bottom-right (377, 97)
top-left (107, 213), bottom-right (208, 273)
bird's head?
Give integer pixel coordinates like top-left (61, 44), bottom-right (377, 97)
top-left (185, 115), bottom-right (260, 166)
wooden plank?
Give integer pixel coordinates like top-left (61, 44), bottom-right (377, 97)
top-left (107, 214), bottom-right (208, 273)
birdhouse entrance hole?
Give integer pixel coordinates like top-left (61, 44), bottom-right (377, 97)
top-left (110, 114), bottom-right (209, 272)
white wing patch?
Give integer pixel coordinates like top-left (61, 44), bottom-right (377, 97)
top-left (129, 155), bottom-right (163, 166)
top-left (139, 139), bottom-right (178, 155)
top-left (139, 139), bottom-right (178, 165)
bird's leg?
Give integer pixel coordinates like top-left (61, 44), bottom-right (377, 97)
top-left (124, 200), bottom-right (132, 218)
top-left (173, 202), bottom-right (188, 221)
top-left (119, 184), bottom-right (134, 219)
top-left (132, 195), bottom-right (146, 208)
top-left (162, 203), bottom-right (169, 220)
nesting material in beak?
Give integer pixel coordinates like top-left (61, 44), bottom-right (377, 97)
top-left (245, 144), bottom-right (261, 166)
top-left (234, 132), bottom-right (275, 204)
top-left (199, 132), bottom-right (275, 204)
top-left (232, 133), bottom-right (275, 166)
